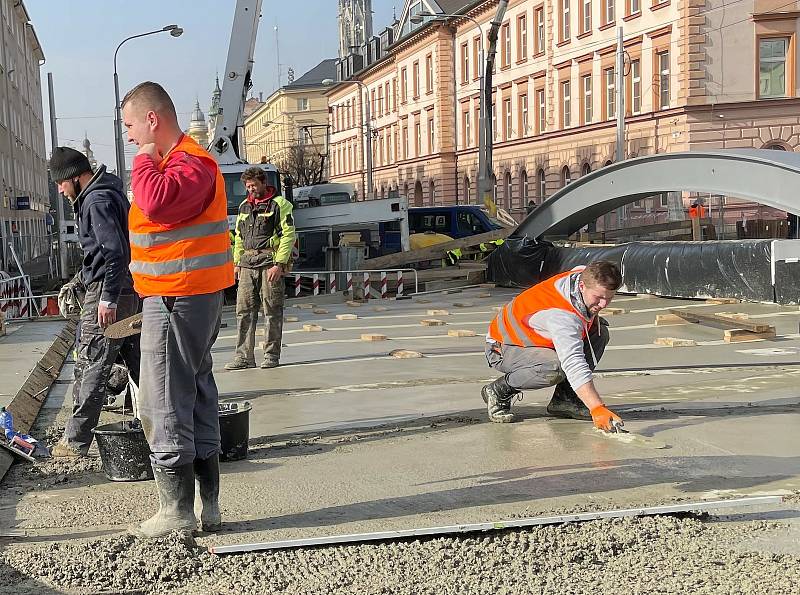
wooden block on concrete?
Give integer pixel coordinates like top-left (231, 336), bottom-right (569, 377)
top-left (313, 309), bottom-right (329, 315)
top-left (390, 349), bottom-right (423, 359)
top-left (448, 329), bottom-right (476, 337)
top-left (284, 316), bottom-right (299, 323)
top-left (654, 337), bottom-right (697, 347)
top-left (602, 307), bottom-right (626, 316)
top-left (373, 306), bottom-right (388, 311)
top-left (361, 333), bottom-right (387, 341)
top-left (417, 298), bottom-right (432, 303)
top-left (420, 319), bottom-right (447, 326)
top-left (427, 309), bottom-right (449, 316)
top-left (444, 289), bottom-right (462, 294)
top-left (346, 300), bottom-right (364, 307)
top-left (476, 292), bottom-right (492, 298)
top-left (452, 302), bottom-right (473, 308)
top-left (655, 314), bottom-right (688, 326)
top-left (295, 303), bottom-right (315, 310)
top-left (706, 298), bottom-right (740, 305)
top-left (479, 283), bottom-right (496, 288)
top-left (714, 312), bottom-right (749, 321)
top-left (302, 324), bottom-right (324, 332)
top-left (724, 327), bottom-right (776, 343)
top-left (336, 314), bottom-right (358, 320)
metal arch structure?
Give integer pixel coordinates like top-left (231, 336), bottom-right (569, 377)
top-left (517, 150), bottom-right (800, 239)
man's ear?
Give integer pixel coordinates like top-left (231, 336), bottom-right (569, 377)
top-left (146, 110), bottom-right (158, 129)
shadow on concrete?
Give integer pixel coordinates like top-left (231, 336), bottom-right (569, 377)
top-left (0, 558), bottom-right (64, 594)
top-left (215, 454), bottom-right (800, 537)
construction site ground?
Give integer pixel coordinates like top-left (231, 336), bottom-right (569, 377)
top-left (1, 288), bottom-right (799, 594)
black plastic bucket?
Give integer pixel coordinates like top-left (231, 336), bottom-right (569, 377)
top-left (219, 400), bottom-right (251, 462)
top-left (92, 420), bottom-right (153, 482)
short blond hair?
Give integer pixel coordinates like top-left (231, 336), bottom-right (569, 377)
top-left (121, 81), bottom-right (177, 121)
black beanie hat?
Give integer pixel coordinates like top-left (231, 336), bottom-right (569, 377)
top-left (49, 147), bottom-right (92, 183)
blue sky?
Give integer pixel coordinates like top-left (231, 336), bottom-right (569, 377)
top-left (27, 0), bottom-right (397, 169)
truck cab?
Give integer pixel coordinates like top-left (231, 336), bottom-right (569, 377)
top-left (407, 206), bottom-right (503, 239)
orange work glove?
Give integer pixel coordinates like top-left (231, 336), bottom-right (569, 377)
top-left (590, 405), bottom-right (623, 432)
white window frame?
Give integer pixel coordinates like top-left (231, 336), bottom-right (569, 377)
top-left (658, 51), bottom-right (670, 109)
top-left (537, 88), bottom-right (546, 133)
top-left (562, 80), bottom-right (571, 128)
top-left (583, 0), bottom-right (591, 34)
top-left (605, 67), bottom-right (615, 119)
top-left (562, 0), bottom-right (571, 41)
top-left (631, 59), bottom-right (641, 114)
top-left (521, 94), bottom-right (529, 135)
top-left (582, 75), bottom-right (592, 123)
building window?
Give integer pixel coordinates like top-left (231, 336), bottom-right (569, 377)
top-left (605, 67), bottom-right (615, 119)
top-left (413, 61), bottom-right (420, 98)
top-left (385, 81), bottom-right (391, 114)
top-left (464, 176), bottom-right (471, 203)
top-left (297, 98), bottom-right (309, 111)
top-left (537, 168), bottom-right (546, 201)
top-left (474, 105), bottom-right (480, 145)
top-left (628, 0), bottom-right (640, 14)
top-left (630, 59), bottom-right (641, 114)
top-left (501, 23), bottom-right (511, 67)
top-left (518, 14), bottom-right (528, 61)
top-left (582, 74), bottom-right (592, 124)
top-left (472, 37), bottom-right (481, 79)
top-left (561, 80), bottom-right (571, 128)
top-left (561, 166), bottom-right (572, 186)
top-left (536, 88), bottom-right (546, 133)
top-left (561, 0), bottom-right (570, 41)
top-left (535, 7), bottom-right (545, 54)
top-left (581, 0), bottom-right (592, 34)
top-left (426, 54), bottom-right (434, 94)
top-left (428, 116), bottom-right (435, 153)
top-left (415, 122), bottom-right (421, 155)
top-left (604, 0), bottom-right (615, 24)
top-left (377, 86), bottom-right (383, 115)
top-left (401, 67), bottom-right (408, 102)
top-left (519, 93), bottom-right (529, 136)
top-left (402, 125), bottom-right (409, 159)
top-left (463, 110), bottom-right (471, 147)
top-left (759, 38), bottom-right (789, 99)
top-left (582, 162), bottom-right (591, 177)
top-left (461, 43), bottom-right (470, 84)
top-left (492, 102), bottom-right (498, 140)
top-left (657, 50), bottom-right (670, 109)
top-left (520, 170), bottom-right (529, 205)
top-left (371, 89), bottom-right (376, 115)
top-left (502, 172), bottom-right (512, 208)
top-left (503, 97), bottom-right (512, 140)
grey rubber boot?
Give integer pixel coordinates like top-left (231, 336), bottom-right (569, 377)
top-left (131, 464), bottom-right (197, 538)
top-left (546, 381), bottom-right (591, 420)
top-left (194, 454), bottom-right (222, 532)
top-left (481, 375), bottom-right (519, 423)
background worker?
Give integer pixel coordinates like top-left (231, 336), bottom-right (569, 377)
top-left (226, 167), bottom-right (295, 370)
top-left (122, 81), bottom-right (234, 538)
top-left (49, 147), bottom-right (140, 458)
top-left (482, 260), bottom-right (624, 432)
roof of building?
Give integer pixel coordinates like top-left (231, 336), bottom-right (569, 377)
top-left (435, 0), bottom-right (476, 13)
top-left (286, 59), bottom-right (338, 89)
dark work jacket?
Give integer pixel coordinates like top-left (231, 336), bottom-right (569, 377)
top-left (73, 165), bottom-right (133, 303)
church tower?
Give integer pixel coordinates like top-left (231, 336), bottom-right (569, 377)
top-left (338, 0), bottom-right (373, 59)
top-left (208, 75), bottom-right (222, 140)
top-left (81, 135), bottom-right (98, 171)
top-left (186, 100), bottom-right (209, 147)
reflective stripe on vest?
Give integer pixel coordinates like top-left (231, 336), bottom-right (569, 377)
top-left (128, 134), bottom-right (234, 297)
top-left (129, 219), bottom-right (230, 249)
top-left (488, 269), bottom-right (591, 348)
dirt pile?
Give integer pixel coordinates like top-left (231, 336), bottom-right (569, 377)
top-left (1, 515), bottom-right (798, 594)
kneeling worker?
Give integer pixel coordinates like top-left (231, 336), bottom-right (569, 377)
top-left (482, 260), bottom-right (624, 431)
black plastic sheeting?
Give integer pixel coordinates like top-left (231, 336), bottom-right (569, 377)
top-left (487, 237), bottom-right (781, 303)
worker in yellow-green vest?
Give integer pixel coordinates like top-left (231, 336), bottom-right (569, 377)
top-left (445, 238), bottom-right (505, 266)
top-left (226, 167), bottom-right (296, 370)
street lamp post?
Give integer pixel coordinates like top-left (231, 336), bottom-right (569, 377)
top-left (114, 25), bottom-right (183, 190)
top-left (323, 78), bottom-right (372, 200)
top-left (412, 12), bottom-right (484, 206)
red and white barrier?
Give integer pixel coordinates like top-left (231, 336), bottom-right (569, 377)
top-left (363, 272), bottom-right (371, 300)
top-left (312, 274), bottom-right (320, 296)
top-left (346, 273), bottom-right (353, 294)
top-left (397, 270), bottom-right (404, 297)
top-left (380, 271), bottom-right (388, 299)
top-left (329, 273), bottom-right (337, 294)
top-left (294, 274), bottom-right (301, 297)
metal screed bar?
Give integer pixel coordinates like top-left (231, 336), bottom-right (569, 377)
top-left (208, 495), bottom-right (783, 555)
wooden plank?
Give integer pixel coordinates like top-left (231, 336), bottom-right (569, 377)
top-left (655, 314), bottom-right (688, 326)
top-left (724, 328), bottom-right (776, 343)
top-left (363, 227), bottom-right (515, 269)
top-left (654, 337), bottom-right (697, 347)
top-left (667, 309), bottom-right (773, 333)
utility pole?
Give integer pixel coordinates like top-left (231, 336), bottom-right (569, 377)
top-left (478, 0), bottom-right (508, 213)
top-left (615, 27), bottom-right (626, 229)
top-left (47, 72), bottom-right (69, 280)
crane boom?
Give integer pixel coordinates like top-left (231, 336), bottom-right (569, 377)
top-left (209, 0), bottom-right (263, 165)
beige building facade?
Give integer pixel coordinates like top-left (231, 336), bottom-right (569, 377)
top-left (329, 0), bottom-right (800, 229)
top-left (0, 0), bottom-right (48, 273)
top-left (243, 59), bottom-right (337, 167)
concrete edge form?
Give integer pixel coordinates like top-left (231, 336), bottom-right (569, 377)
top-left (208, 495), bottom-right (783, 555)
top-left (0, 319), bottom-right (76, 482)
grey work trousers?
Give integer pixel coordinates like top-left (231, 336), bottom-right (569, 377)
top-left (485, 318), bottom-right (609, 391)
top-left (139, 291), bottom-right (223, 468)
top-left (234, 266), bottom-right (285, 364)
top-left (66, 280), bottom-right (140, 453)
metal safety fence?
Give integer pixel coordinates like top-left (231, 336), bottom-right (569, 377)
top-left (290, 269), bottom-right (419, 299)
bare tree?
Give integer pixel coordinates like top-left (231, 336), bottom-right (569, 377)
top-left (275, 142), bottom-right (325, 187)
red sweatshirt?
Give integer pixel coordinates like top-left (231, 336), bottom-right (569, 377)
top-left (130, 139), bottom-right (217, 226)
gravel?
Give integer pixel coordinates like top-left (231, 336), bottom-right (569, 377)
top-left (1, 515), bottom-right (798, 594)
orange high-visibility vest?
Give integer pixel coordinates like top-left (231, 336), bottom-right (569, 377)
top-left (488, 269), bottom-right (593, 348)
top-left (128, 135), bottom-right (234, 297)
